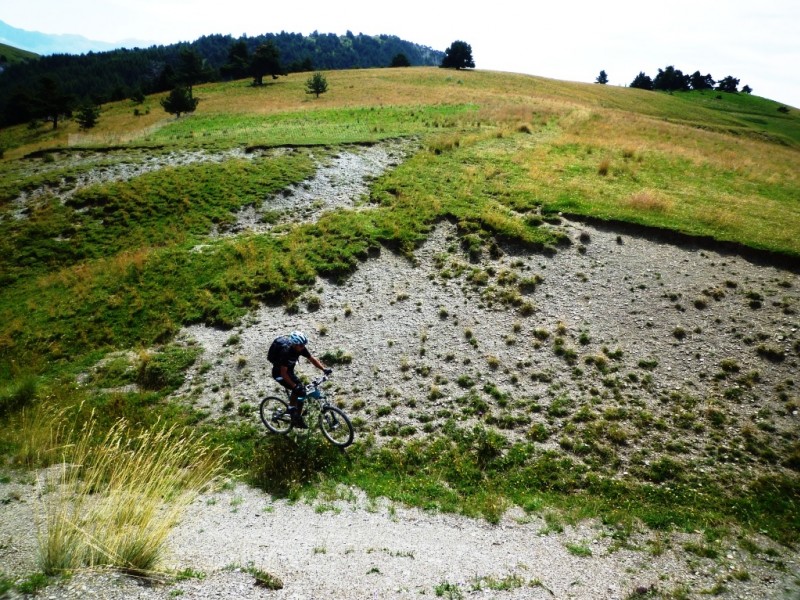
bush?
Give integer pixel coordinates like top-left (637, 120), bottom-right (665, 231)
top-left (320, 349), bottom-right (353, 365)
top-left (0, 376), bottom-right (37, 418)
top-left (527, 423), bottom-right (550, 442)
top-left (756, 344), bottom-right (785, 363)
top-left (136, 346), bottom-right (199, 391)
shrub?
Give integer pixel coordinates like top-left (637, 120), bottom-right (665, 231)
top-left (136, 346), bottom-right (199, 391)
top-left (756, 344), bottom-right (785, 363)
top-left (246, 564), bottom-right (284, 589)
top-left (320, 349), bottom-right (353, 365)
top-left (456, 375), bottom-right (475, 388)
top-left (527, 423), bottom-right (550, 442)
top-left (645, 457), bottom-right (683, 482)
top-left (305, 295), bottom-right (322, 311)
top-left (638, 358), bottom-right (658, 370)
top-left (533, 328), bottom-right (550, 341)
top-left (0, 376), bottom-right (38, 418)
top-left (428, 386), bottom-right (445, 400)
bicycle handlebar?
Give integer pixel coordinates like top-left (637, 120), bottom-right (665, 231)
top-left (307, 374), bottom-right (330, 390)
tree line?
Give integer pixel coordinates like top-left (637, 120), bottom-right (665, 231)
top-left (0, 31), bottom-right (444, 127)
top-left (628, 65), bottom-right (751, 94)
top-left (594, 66), bottom-right (751, 95)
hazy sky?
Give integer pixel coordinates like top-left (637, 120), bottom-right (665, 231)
top-left (3, 0), bottom-right (799, 107)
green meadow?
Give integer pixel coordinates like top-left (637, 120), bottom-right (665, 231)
top-left (1, 67), bottom-right (798, 579)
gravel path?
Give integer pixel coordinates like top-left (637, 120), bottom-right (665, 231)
top-left (1, 477), bottom-right (796, 599)
top-left (2, 141), bottom-right (799, 599)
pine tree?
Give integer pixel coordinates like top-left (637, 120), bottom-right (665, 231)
top-left (305, 72), bottom-right (328, 98)
top-left (716, 76), bottom-right (740, 93)
top-left (630, 72), bottom-right (654, 90)
top-left (390, 53), bottom-right (411, 67)
top-left (34, 77), bottom-right (74, 129)
top-left (160, 86), bottom-right (199, 117)
top-left (76, 104), bottom-right (101, 129)
top-left (251, 42), bottom-right (284, 86)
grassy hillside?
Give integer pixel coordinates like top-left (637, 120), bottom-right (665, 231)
top-left (0, 68), bottom-right (798, 580)
top-left (1, 69), bottom-right (797, 368)
top-left (0, 42), bottom-right (38, 65)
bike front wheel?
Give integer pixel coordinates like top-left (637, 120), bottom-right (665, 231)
top-left (319, 406), bottom-right (354, 447)
top-left (260, 396), bottom-right (293, 434)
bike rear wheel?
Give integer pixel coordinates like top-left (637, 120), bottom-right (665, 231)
top-left (318, 406), bottom-right (354, 447)
top-left (260, 396), bottom-right (293, 434)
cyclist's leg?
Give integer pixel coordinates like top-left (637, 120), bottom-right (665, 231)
top-left (272, 367), bottom-right (300, 402)
top-left (273, 367), bottom-right (306, 426)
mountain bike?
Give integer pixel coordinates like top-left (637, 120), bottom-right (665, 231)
top-left (259, 375), bottom-right (354, 448)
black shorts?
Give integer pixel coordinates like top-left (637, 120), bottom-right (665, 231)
top-left (272, 365), bottom-right (300, 388)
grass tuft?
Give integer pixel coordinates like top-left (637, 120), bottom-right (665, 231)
top-left (32, 405), bottom-right (227, 575)
top-left (626, 191), bottom-right (672, 213)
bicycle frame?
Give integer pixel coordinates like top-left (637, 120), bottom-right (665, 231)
top-left (289, 375), bottom-right (331, 410)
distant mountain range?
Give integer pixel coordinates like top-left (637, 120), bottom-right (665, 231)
top-left (0, 20), bottom-right (152, 55)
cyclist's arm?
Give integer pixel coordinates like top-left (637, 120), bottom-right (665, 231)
top-left (307, 354), bottom-right (327, 371)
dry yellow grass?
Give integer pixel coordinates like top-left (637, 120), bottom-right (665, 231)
top-left (31, 408), bottom-right (227, 575)
top-left (625, 190), bottom-right (673, 213)
top-left (560, 106), bottom-right (799, 179)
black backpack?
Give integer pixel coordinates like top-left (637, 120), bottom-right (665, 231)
top-left (267, 337), bottom-right (285, 365)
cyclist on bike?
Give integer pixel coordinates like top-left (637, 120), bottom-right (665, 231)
top-left (268, 331), bottom-right (332, 429)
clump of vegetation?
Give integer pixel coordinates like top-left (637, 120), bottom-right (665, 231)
top-left (245, 564), bottom-right (284, 589)
top-left (29, 405), bottom-right (226, 574)
top-left (0, 376), bottom-right (38, 418)
top-left (320, 349), bottom-right (353, 365)
top-left (756, 344), bottom-right (785, 363)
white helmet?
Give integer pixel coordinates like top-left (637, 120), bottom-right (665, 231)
top-left (288, 331), bottom-right (308, 345)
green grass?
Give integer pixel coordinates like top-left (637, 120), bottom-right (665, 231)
top-left (261, 428), bottom-right (800, 544)
top-left (225, 416), bottom-right (798, 544)
top-left (147, 105), bottom-right (478, 148)
top-left (665, 89), bottom-right (800, 147)
top-left (0, 151), bottom-right (316, 282)
top-left (0, 42), bottom-right (38, 65)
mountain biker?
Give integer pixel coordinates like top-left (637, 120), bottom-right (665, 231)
top-left (268, 331), bottom-right (332, 429)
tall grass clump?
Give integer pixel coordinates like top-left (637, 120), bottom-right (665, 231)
top-left (35, 409), bottom-right (227, 575)
top-left (625, 190), bottom-right (673, 213)
top-left (0, 374), bottom-right (37, 418)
